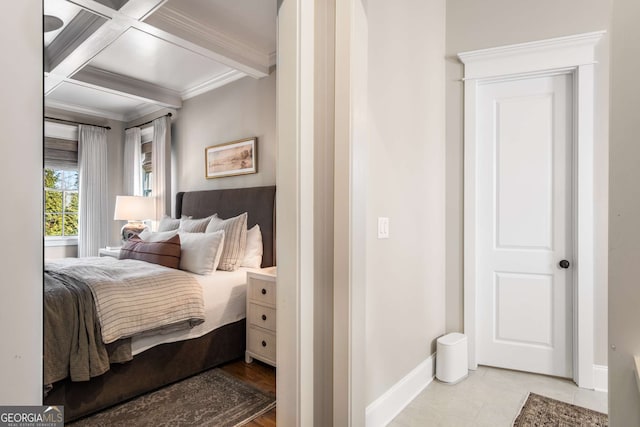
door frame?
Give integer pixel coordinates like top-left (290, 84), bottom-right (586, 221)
top-left (276, 0), bottom-right (367, 424)
top-left (460, 31), bottom-right (604, 389)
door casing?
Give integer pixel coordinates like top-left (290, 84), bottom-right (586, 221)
top-left (460, 31), bottom-right (604, 388)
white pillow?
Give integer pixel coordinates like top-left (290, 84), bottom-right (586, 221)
top-left (139, 229), bottom-right (178, 242)
top-left (178, 230), bottom-right (225, 275)
top-left (157, 216), bottom-right (183, 232)
top-left (179, 215), bottom-right (213, 233)
top-left (205, 212), bottom-right (248, 271)
top-left (241, 224), bottom-right (263, 268)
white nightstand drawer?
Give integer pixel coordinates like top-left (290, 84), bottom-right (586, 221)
top-left (248, 278), bottom-right (276, 306)
top-left (248, 303), bottom-right (276, 332)
top-left (247, 326), bottom-right (276, 363)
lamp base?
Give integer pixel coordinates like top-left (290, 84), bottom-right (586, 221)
top-left (121, 221), bottom-right (149, 241)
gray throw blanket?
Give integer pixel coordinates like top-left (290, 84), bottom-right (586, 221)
top-left (44, 271), bottom-right (131, 388)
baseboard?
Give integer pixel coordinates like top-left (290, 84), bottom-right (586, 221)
top-left (593, 364), bottom-right (608, 392)
top-left (365, 353), bottom-right (436, 427)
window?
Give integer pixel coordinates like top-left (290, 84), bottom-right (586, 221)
top-left (44, 168), bottom-right (79, 238)
top-left (44, 123), bottom-right (79, 245)
top-left (141, 140), bottom-right (152, 197)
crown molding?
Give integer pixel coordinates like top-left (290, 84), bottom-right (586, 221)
top-left (181, 69), bottom-right (247, 100)
top-left (45, 99), bottom-right (126, 122)
top-left (123, 104), bottom-right (165, 123)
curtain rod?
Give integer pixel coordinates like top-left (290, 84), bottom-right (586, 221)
top-left (125, 112), bottom-right (173, 131)
top-left (44, 116), bottom-right (111, 130)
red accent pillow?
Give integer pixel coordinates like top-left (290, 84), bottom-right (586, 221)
top-left (118, 234), bottom-right (181, 269)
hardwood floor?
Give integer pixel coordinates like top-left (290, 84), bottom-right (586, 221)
top-left (220, 358), bottom-right (276, 426)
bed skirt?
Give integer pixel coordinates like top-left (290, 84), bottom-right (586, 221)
top-left (44, 319), bottom-right (246, 423)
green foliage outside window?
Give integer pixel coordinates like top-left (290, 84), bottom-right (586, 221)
top-left (45, 168), bottom-right (79, 237)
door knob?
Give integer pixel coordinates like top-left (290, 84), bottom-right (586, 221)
top-left (559, 260), bottom-right (570, 269)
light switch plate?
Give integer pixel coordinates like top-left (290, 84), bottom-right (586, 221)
top-left (378, 217), bottom-right (389, 239)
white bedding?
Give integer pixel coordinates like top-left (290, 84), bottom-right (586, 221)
top-left (131, 267), bottom-right (262, 355)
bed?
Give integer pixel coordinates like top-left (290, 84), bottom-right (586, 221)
top-left (43, 185), bottom-right (276, 422)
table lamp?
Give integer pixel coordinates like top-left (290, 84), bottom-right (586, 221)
top-left (114, 195), bottom-right (155, 241)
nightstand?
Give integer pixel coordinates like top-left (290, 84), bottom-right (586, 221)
top-left (99, 247), bottom-right (121, 258)
top-left (245, 267), bottom-right (277, 367)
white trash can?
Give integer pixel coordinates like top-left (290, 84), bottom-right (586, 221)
top-left (436, 333), bottom-right (468, 384)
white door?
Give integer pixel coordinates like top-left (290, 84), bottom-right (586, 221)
top-left (476, 73), bottom-right (573, 378)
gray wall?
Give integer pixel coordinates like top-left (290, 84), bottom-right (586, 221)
top-left (608, 0), bottom-right (640, 423)
top-left (0, 1), bottom-right (42, 404)
top-left (365, 0), bottom-right (447, 404)
top-left (445, 0), bottom-right (611, 366)
top-left (172, 72), bottom-right (276, 206)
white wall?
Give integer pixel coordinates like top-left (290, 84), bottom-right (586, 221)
top-left (365, 0), bottom-right (446, 404)
top-left (0, 1), bottom-right (43, 404)
top-left (608, 0), bottom-right (640, 423)
top-left (172, 72), bottom-right (276, 204)
top-left (445, 0), bottom-right (611, 366)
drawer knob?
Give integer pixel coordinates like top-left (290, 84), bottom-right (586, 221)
top-left (262, 314), bottom-right (267, 321)
top-left (262, 340), bottom-right (267, 347)
top-left (261, 288), bottom-right (267, 295)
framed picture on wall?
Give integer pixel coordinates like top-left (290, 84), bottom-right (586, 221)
top-left (205, 137), bottom-right (257, 179)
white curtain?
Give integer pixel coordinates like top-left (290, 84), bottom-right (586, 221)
top-left (123, 127), bottom-right (142, 196)
top-left (78, 125), bottom-right (108, 257)
top-left (151, 116), bottom-right (171, 220)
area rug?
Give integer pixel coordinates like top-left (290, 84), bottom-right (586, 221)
top-left (69, 368), bottom-right (276, 427)
top-left (513, 392), bottom-right (608, 426)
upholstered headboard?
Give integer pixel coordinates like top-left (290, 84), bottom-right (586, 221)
top-left (175, 186), bottom-right (276, 268)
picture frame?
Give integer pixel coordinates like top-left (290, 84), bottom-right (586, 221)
top-left (205, 137), bottom-right (257, 179)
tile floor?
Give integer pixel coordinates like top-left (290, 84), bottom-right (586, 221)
top-left (389, 366), bottom-right (608, 427)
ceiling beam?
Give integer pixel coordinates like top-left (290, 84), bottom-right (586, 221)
top-left (72, 66), bottom-right (182, 108)
top-left (141, 6), bottom-right (271, 78)
top-left (119, 0), bottom-right (169, 20)
top-left (45, 10), bottom-right (106, 73)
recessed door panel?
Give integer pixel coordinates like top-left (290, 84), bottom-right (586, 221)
top-left (496, 95), bottom-right (553, 250)
top-left (495, 272), bottom-right (553, 347)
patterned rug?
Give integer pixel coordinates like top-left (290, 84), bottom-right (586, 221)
top-left (69, 368), bottom-right (276, 427)
top-left (513, 392), bottom-right (608, 426)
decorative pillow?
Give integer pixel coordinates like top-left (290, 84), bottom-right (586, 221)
top-left (139, 229), bottom-right (178, 242)
top-left (157, 215), bottom-right (183, 232)
top-left (118, 234), bottom-right (181, 269)
top-left (179, 215), bottom-right (213, 233)
top-left (178, 230), bottom-right (225, 275)
top-left (205, 212), bottom-right (248, 271)
top-left (241, 224), bottom-right (263, 268)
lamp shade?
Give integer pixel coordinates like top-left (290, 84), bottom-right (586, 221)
top-left (114, 196), bottom-right (155, 221)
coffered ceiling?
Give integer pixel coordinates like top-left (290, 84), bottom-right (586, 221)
top-left (44, 0), bottom-right (277, 122)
